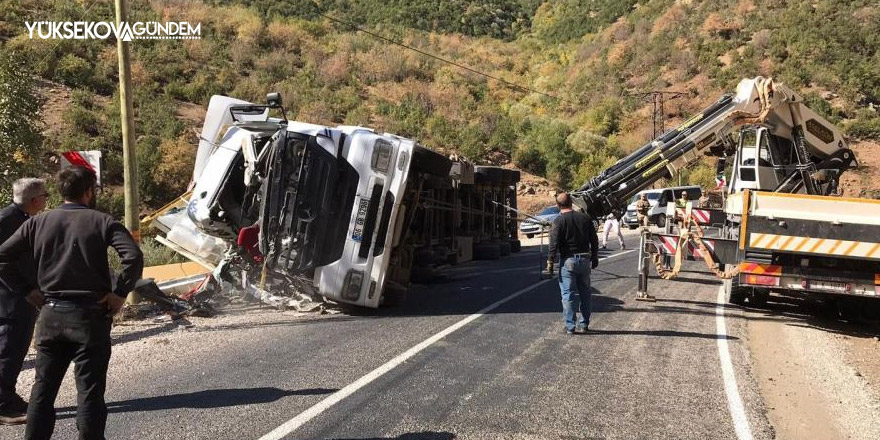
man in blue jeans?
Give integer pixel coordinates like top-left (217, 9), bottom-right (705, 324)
top-left (546, 192), bottom-right (599, 334)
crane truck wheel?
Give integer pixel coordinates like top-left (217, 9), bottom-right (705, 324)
top-left (412, 145), bottom-right (453, 177)
top-left (722, 266), bottom-right (747, 305)
top-left (749, 288), bottom-right (770, 307)
top-left (653, 214), bottom-right (666, 228)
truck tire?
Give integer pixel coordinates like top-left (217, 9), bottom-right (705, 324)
top-left (498, 241), bottom-right (512, 256)
top-left (654, 214), bottom-right (666, 228)
top-left (475, 166), bottom-right (504, 184)
top-left (473, 243), bottom-right (501, 260)
top-left (412, 145), bottom-right (453, 177)
top-left (723, 269), bottom-right (747, 305)
top-left (525, 233), bottom-right (534, 239)
top-left (749, 288), bottom-right (770, 307)
top-left (509, 239), bottom-right (522, 253)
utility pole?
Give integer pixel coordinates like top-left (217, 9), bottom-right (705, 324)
top-left (625, 89), bottom-right (685, 188)
top-left (625, 90), bottom-right (685, 139)
top-left (115, 0), bottom-right (140, 243)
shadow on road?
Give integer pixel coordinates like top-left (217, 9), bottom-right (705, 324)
top-left (327, 432), bottom-right (455, 440)
top-left (584, 328), bottom-right (738, 340)
top-left (656, 294), bottom-right (880, 338)
top-left (55, 387), bottom-right (337, 418)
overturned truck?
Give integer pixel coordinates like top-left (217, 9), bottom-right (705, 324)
top-left (151, 93), bottom-right (521, 308)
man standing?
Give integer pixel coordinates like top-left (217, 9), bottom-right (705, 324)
top-left (546, 193), bottom-right (599, 334)
top-left (0, 178), bottom-right (48, 424)
top-left (698, 190), bottom-right (711, 208)
top-left (634, 193), bottom-right (651, 229)
top-left (601, 213), bottom-right (625, 250)
top-left (0, 167), bottom-right (143, 440)
top-left (676, 191), bottom-right (690, 209)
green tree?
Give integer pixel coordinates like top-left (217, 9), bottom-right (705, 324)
top-left (0, 51), bottom-right (44, 203)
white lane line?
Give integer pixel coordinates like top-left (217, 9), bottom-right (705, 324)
top-left (716, 286), bottom-right (754, 440)
top-left (258, 250), bottom-right (634, 440)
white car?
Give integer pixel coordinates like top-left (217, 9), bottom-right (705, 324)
top-left (621, 186), bottom-right (702, 228)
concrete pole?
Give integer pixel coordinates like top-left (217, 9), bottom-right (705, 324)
top-left (116, 0), bottom-right (141, 305)
top-left (115, 0), bottom-right (140, 243)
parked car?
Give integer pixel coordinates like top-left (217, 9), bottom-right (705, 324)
top-left (519, 205), bottom-right (560, 238)
top-left (622, 186), bottom-right (703, 228)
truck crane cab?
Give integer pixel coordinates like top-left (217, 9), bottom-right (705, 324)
top-left (731, 125), bottom-right (783, 193)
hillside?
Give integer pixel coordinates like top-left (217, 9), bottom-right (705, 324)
top-left (1, 0), bottom-right (879, 212)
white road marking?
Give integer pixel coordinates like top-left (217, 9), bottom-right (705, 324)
top-left (258, 250), bottom-right (634, 440)
top-left (716, 286), bottom-right (754, 440)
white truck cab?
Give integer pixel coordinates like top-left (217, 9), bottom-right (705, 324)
top-left (162, 93), bottom-right (450, 308)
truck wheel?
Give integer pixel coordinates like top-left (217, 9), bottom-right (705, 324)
top-left (749, 288), bottom-right (770, 307)
top-left (412, 145), bottom-right (453, 177)
top-left (509, 239), bottom-right (522, 253)
top-left (654, 215), bottom-right (666, 228)
top-left (498, 241), bottom-right (512, 256)
top-left (627, 225), bottom-right (638, 230)
top-left (473, 243), bottom-right (501, 260)
top-left (723, 273), bottom-right (747, 305)
top-left (526, 233), bottom-right (534, 239)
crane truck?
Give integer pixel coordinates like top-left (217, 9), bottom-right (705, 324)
top-left (571, 77), bottom-right (880, 312)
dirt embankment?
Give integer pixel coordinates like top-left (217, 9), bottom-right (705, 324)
top-left (841, 140), bottom-right (880, 198)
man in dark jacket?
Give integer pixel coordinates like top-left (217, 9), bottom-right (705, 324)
top-left (0, 178), bottom-right (48, 424)
top-left (546, 192), bottom-right (600, 334)
top-left (0, 167), bottom-right (143, 440)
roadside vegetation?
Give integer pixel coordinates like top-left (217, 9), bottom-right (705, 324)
top-left (1, 0), bottom-right (878, 212)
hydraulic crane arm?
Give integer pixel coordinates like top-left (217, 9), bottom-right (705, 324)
top-left (570, 77), bottom-right (856, 219)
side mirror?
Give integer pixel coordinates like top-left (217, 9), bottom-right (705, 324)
top-left (266, 92), bottom-right (283, 108)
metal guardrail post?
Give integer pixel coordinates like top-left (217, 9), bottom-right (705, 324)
top-left (636, 228), bottom-right (656, 302)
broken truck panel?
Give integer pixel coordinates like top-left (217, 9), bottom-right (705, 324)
top-left (259, 129), bottom-right (359, 272)
top-left (194, 96), bottom-right (268, 183)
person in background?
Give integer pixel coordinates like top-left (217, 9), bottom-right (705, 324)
top-left (634, 193), bottom-right (651, 229)
top-left (0, 178), bottom-right (48, 425)
top-left (546, 192), bottom-right (600, 334)
top-left (0, 167), bottom-right (143, 440)
top-left (698, 190), bottom-right (711, 208)
top-left (675, 191), bottom-right (690, 209)
top-left (601, 213), bottom-right (625, 250)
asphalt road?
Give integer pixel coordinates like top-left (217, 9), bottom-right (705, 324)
top-left (1, 243), bottom-right (774, 440)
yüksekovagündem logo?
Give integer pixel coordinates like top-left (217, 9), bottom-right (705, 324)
top-left (25, 21), bottom-right (201, 41)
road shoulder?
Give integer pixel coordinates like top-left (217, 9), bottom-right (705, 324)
top-left (745, 298), bottom-right (880, 440)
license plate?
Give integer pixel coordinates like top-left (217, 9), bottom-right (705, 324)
top-left (351, 198), bottom-right (370, 242)
top-left (812, 281), bottom-right (846, 292)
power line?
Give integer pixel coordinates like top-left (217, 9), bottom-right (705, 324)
top-left (318, 13), bottom-right (581, 107)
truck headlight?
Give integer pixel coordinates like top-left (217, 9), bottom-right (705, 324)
top-left (343, 270), bottom-right (364, 300)
top-left (371, 139), bottom-right (393, 173)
